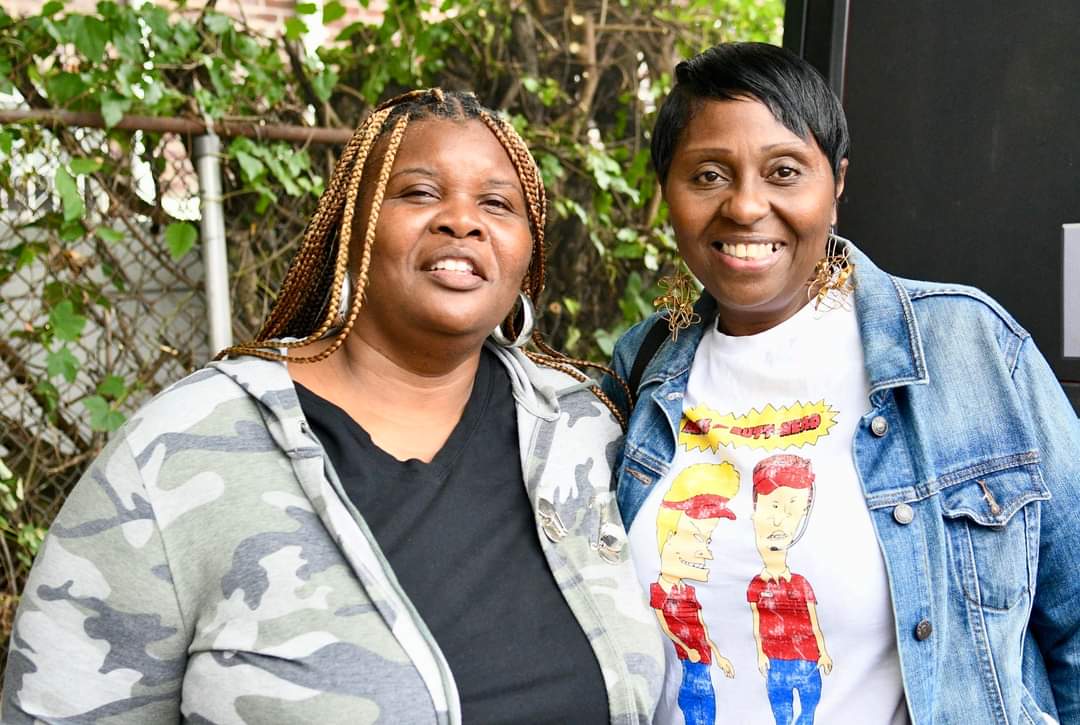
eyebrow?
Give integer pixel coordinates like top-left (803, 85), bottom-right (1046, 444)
top-left (389, 166), bottom-right (522, 192)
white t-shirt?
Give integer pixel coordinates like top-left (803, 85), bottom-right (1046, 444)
top-left (628, 301), bottom-right (908, 725)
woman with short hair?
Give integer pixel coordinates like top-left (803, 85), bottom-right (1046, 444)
top-left (605, 42), bottom-right (1080, 724)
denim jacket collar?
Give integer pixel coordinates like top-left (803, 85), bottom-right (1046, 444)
top-left (845, 243), bottom-right (929, 401)
top-left (642, 240), bottom-right (930, 402)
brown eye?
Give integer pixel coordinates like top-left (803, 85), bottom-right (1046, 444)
top-left (773, 166), bottom-right (799, 180)
top-left (483, 196), bottom-right (513, 212)
top-left (402, 183), bottom-right (439, 200)
top-left (695, 170), bottom-right (722, 184)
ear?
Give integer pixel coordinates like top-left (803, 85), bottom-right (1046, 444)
top-left (831, 158), bottom-right (849, 225)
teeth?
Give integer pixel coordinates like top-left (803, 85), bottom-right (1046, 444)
top-left (429, 258), bottom-right (475, 274)
top-left (719, 242), bottom-right (780, 260)
top-left (680, 558), bottom-right (708, 569)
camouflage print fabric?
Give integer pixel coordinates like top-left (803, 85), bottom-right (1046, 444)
top-left (2, 344), bottom-right (664, 724)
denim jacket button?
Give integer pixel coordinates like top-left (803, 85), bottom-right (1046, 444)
top-left (892, 503), bottom-right (914, 525)
top-left (915, 619), bottom-right (933, 641)
top-left (870, 415), bottom-right (889, 437)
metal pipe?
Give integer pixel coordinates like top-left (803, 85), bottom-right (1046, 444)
top-left (0, 109), bottom-right (354, 145)
top-left (193, 134), bottom-right (233, 357)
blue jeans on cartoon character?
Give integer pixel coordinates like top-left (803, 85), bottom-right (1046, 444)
top-left (677, 660), bottom-right (715, 725)
top-left (765, 658), bottom-right (821, 725)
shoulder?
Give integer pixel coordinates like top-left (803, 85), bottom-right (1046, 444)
top-left (121, 364), bottom-right (261, 453)
top-left (899, 276), bottom-right (1029, 339)
top-left (492, 345), bottom-right (624, 439)
top-left (610, 312), bottom-right (667, 376)
top-left (791, 573), bottom-right (815, 594)
top-left (892, 276), bottom-right (1031, 371)
top-left (114, 358), bottom-right (294, 483)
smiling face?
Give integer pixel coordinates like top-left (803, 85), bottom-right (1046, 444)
top-left (662, 97), bottom-right (847, 336)
top-left (659, 514), bottom-right (720, 583)
top-left (352, 119), bottom-right (534, 349)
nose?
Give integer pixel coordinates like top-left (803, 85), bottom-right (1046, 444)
top-left (431, 196), bottom-right (486, 241)
top-left (721, 179), bottom-right (769, 226)
top-left (700, 547), bottom-right (714, 560)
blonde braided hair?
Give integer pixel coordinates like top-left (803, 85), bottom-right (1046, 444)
top-left (219, 88), bottom-right (628, 427)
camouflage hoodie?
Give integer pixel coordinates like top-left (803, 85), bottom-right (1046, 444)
top-left (3, 345), bottom-right (664, 724)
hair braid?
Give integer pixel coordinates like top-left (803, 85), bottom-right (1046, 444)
top-left (258, 120), bottom-right (373, 339)
top-left (289, 111), bottom-right (408, 364)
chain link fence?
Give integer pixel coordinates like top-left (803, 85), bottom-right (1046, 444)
top-left (0, 119), bottom-right (215, 635)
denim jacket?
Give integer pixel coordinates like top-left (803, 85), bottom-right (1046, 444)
top-left (602, 243), bottom-right (1080, 725)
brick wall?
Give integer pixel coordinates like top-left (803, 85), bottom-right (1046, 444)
top-left (8, 0), bottom-right (383, 40)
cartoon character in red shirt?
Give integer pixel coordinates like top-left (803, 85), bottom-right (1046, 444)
top-left (747, 454), bottom-right (831, 725)
top-left (653, 462), bottom-right (739, 725)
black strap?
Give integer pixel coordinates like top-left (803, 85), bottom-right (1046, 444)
top-left (627, 317), bottom-right (670, 405)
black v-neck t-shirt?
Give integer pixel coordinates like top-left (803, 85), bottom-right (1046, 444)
top-left (295, 349), bottom-right (608, 724)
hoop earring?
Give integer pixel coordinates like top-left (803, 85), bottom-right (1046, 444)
top-left (334, 274), bottom-right (351, 328)
top-left (317, 274), bottom-right (352, 340)
top-left (653, 269), bottom-right (700, 341)
top-left (491, 291), bottom-right (535, 348)
top-left (808, 231), bottom-right (855, 311)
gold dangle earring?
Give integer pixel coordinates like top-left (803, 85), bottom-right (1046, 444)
top-left (653, 266), bottom-right (700, 340)
top-left (808, 229), bottom-right (855, 311)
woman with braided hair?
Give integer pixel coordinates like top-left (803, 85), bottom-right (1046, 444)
top-left (3, 89), bottom-right (664, 724)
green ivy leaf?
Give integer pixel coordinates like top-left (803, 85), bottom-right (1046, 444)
top-left (96, 374), bottom-right (126, 400)
top-left (323, 1), bottom-right (346, 23)
top-left (45, 72), bottom-right (86, 106)
top-left (0, 130), bottom-right (12, 156)
top-left (538, 153), bottom-right (564, 187)
top-left (46, 346), bottom-right (80, 382)
top-left (34, 380), bottom-right (60, 415)
top-left (41, 1), bottom-right (64, 16)
top-left (164, 221), bottom-right (197, 260)
top-left (234, 149), bottom-right (265, 182)
top-left (203, 11), bottom-right (232, 34)
top-left (311, 67), bottom-right (338, 102)
top-left (16, 523), bottom-right (46, 556)
top-left (71, 15), bottom-right (111, 64)
top-left (69, 157), bottom-right (103, 175)
top-left (284, 17), bottom-right (308, 40)
top-left (54, 166), bottom-right (85, 222)
top-left (613, 242), bottom-right (644, 259)
top-left (48, 300), bottom-right (87, 342)
top-left (295, 3), bottom-right (317, 15)
top-left (100, 91), bottom-right (131, 128)
top-left (83, 395), bottom-right (126, 432)
top-left (95, 227), bottom-right (125, 243)
top-left (59, 219), bottom-right (86, 240)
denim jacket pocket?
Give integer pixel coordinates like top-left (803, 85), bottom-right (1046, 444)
top-left (938, 460), bottom-right (1049, 612)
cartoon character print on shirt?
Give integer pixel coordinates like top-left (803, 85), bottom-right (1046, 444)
top-left (669, 402), bottom-right (838, 725)
top-left (748, 454), bottom-right (831, 725)
top-left (652, 463), bottom-right (740, 725)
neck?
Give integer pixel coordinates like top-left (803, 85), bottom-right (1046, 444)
top-left (289, 328), bottom-right (487, 462)
top-left (715, 296), bottom-right (811, 337)
top-left (757, 546), bottom-right (789, 577)
top-left (657, 573), bottom-right (684, 591)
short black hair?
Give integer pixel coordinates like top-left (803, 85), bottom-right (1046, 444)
top-left (651, 42), bottom-right (849, 183)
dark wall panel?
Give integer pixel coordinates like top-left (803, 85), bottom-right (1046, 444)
top-left (822, 2), bottom-right (1080, 385)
